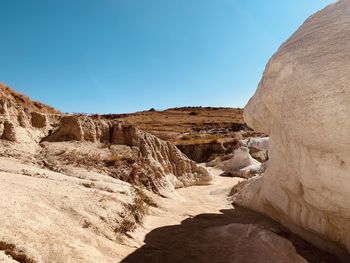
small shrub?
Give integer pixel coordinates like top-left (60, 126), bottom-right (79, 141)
top-left (105, 154), bottom-right (136, 167)
top-left (82, 182), bottom-right (95, 189)
top-left (114, 187), bottom-right (156, 235)
top-left (117, 219), bottom-right (136, 234)
top-left (189, 111), bottom-right (198, 116)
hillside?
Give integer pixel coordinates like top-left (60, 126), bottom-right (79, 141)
top-left (100, 107), bottom-right (251, 142)
top-left (0, 83), bottom-right (59, 114)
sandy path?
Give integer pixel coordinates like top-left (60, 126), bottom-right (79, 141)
top-left (120, 168), bottom-right (340, 263)
top-left (118, 167), bottom-right (239, 243)
top-left (134, 167), bottom-right (241, 235)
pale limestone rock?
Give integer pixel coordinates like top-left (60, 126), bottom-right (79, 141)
top-left (240, 137), bottom-right (269, 151)
top-left (218, 147), bottom-right (261, 175)
top-left (45, 115), bottom-right (100, 142)
top-left (17, 110), bottom-right (30, 128)
top-left (237, 0), bottom-right (350, 260)
top-left (240, 137), bottom-right (269, 162)
top-left (45, 116), bottom-right (212, 192)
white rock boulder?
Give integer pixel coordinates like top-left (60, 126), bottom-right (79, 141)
top-left (222, 147), bottom-right (261, 173)
top-left (240, 137), bottom-right (269, 151)
top-left (236, 0), bottom-right (350, 260)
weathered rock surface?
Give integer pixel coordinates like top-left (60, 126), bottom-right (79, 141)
top-left (0, 158), bottom-right (136, 263)
top-left (216, 147), bottom-right (262, 178)
top-left (237, 0), bottom-right (350, 260)
top-left (176, 139), bottom-right (239, 163)
top-left (0, 83), bottom-right (211, 194)
top-left (176, 142), bottom-right (226, 163)
top-left (44, 116), bottom-right (212, 192)
top-left (241, 137), bottom-right (269, 162)
top-left (240, 137), bottom-right (269, 151)
top-left (0, 84), bottom-right (213, 261)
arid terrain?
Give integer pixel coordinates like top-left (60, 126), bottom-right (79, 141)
top-left (101, 107), bottom-right (248, 141)
top-left (4, 0), bottom-right (350, 262)
top-left (0, 81), bottom-right (343, 263)
top-left (98, 107), bottom-right (264, 163)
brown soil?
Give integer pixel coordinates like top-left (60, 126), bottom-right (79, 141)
top-left (98, 107), bottom-right (257, 143)
top-left (0, 83), bottom-right (59, 114)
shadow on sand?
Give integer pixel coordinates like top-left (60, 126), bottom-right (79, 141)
top-left (121, 206), bottom-right (340, 263)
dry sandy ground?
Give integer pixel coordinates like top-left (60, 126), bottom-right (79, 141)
top-left (0, 157), bottom-right (136, 263)
top-left (0, 160), bottom-right (340, 263)
top-left (0, 251), bottom-right (16, 263)
top-left (127, 167), bottom-right (242, 243)
top-left (120, 168), bottom-right (340, 263)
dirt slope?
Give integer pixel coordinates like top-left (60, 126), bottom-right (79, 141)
top-left (100, 107), bottom-right (248, 142)
top-left (0, 83), bottom-right (59, 114)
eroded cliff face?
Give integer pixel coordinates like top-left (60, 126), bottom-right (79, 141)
top-left (235, 0), bottom-right (350, 260)
top-left (0, 96), bottom-right (58, 154)
top-left (0, 85), bottom-right (213, 262)
top-left (0, 86), bottom-right (211, 194)
top-left (43, 116), bottom-right (212, 192)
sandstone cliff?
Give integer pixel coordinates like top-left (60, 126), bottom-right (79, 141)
top-left (0, 85), bottom-right (211, 194)
top-left (235, 0), bottom-right (350, 260)
top-left (43, 116), bottom-right (212, 192)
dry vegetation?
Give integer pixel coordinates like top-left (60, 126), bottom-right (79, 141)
top-left (115, 187), bottom-right (157, 235)
top-left (0, 240), bottom-right (35, 263)
top-left (97, 107), bottom-right (251, 143)
top-left (38, 143), bottom-right (162, 193)
top-left (0, 83), bottom-right (59, 114)
top-left (174, 134), bottom-right (222, 145)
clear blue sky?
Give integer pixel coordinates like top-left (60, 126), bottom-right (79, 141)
top-left (0, 0), bottom-right (334, 114)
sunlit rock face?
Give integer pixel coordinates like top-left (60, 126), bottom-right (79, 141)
top-left (237, 0), bottom-right (350, 260)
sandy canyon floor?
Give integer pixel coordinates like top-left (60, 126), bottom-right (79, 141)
top-left (0, 160), bottom-right (340, 263)
top-left (119, 168), bottom-right (339, 263)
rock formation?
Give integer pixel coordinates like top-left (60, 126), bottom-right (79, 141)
top-left (240, 137), bottom-right (269, 162)
top-left (222, 147), bottom-right (261, 173)
top-left (240, 137), bottom-right (269, 151)
top-left (235, 0), bottom-right (350, 260)
top-left (176, 139), bottom-right (240, 163)
top-left (44, 116), bottom-right (212, 192)
top-left (0, 84), bottom-right (211, 194)
top-left (0, 84), bottom-right (215, 262)
top-left (213, 147), bottom-right (262, 178)
top-left (176, 141), bottom-right (227, 163)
